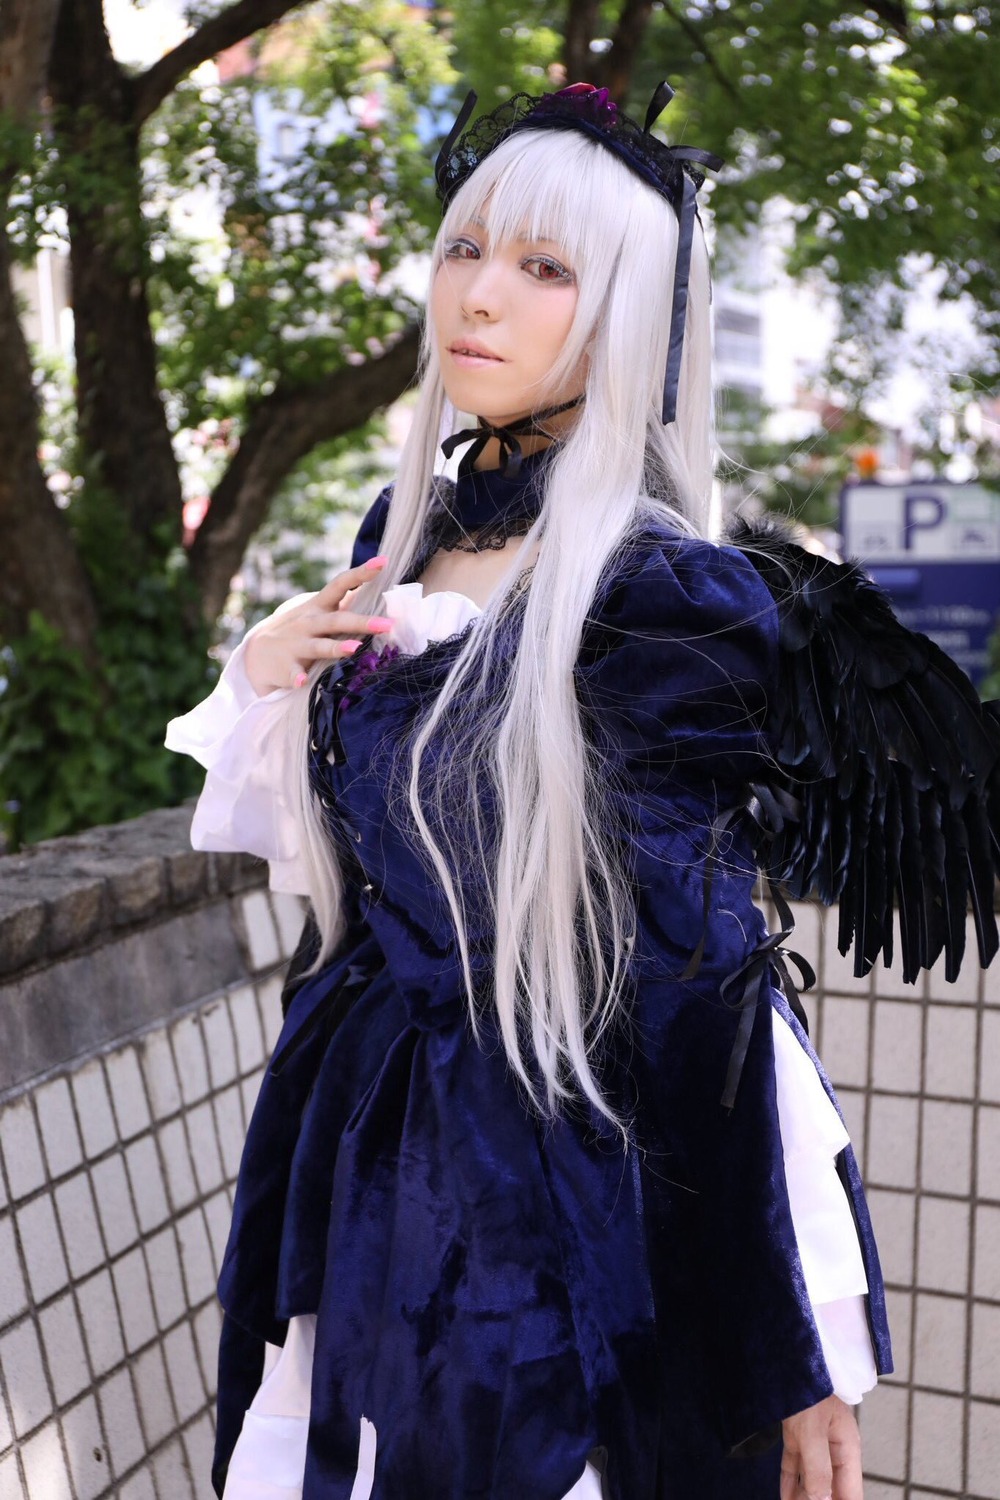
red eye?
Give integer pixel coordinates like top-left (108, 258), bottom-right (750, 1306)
top-left (526, 256), bottom-right (573, 284)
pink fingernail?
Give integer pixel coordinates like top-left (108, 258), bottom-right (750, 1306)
top-left (342, 639), bottom-right (363, 651)
top-left (293, 671), bottom-right (308, 689)
top-left (367, 555), bottom-right (388, 567)
top-left (367, 617), bottom-right (392, 630)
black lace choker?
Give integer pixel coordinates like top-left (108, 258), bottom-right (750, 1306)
top-left (440, 396), bottom-right (583, 479)
top-left (411, 440), bottom-right (556, 565)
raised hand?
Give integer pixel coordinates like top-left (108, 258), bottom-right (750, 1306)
top-left (243, 556), bottom-right (392, 696)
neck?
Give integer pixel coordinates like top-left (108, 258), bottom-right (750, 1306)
top-left (470, 397), bottom-right (584, 472)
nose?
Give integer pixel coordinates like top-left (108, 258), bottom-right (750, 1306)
top-left (459, 257), bottom-right (504, 321)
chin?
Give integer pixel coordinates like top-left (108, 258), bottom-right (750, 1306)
top-left (446, 385), bottom-right (517, 423)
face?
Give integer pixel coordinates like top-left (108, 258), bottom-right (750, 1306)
top-left (430, 217), bottom-right (582, 426)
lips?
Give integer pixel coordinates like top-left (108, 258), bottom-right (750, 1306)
top-left (448, 340), bottom-right (504, 361)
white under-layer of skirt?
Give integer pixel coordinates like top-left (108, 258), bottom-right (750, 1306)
top-left (223, 1314), bottom-right (604, 1500)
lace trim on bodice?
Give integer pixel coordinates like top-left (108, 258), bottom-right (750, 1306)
top-left (408, 476), bottom-right (539, 571)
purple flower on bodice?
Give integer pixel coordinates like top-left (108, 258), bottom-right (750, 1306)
top-left (340, 642), bottom-right (401, 712)
top-left (534, 82), bottom-right (619, 127)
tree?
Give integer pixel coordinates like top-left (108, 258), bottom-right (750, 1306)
top-left (0, 0), bottom-right (450, 846)
top-left (1, 0), bottom-right (997, 847)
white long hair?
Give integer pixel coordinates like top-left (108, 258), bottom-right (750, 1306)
top-left (287, 126), bottom-right (715, 1127)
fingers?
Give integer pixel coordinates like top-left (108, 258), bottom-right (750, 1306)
top-left (780, 1444), bottom-right (801, 1500)
top-left (250, 556), bottom-right (392, 696)
top-left (780, 1455), bottom-right (833, 1500)
top-left (309, 609), bottom-right (393, 639)
top-left (288, 638), bottom-right (365, 688)
top-left (316, 554), bottom-right (388, 609)
top-left (799, 1441), bottom-right (833, 1500)
top-left (782, 1401), bottom-right (835, 1500)
top-left (309, 636), bottom-right (367, 661)
top-left (829, 1402), bottom-right (863, 1500)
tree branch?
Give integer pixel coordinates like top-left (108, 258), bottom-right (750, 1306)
top-left (190, 327), bottom-right (422, 621)
top-left (864, 0), bottom-right (910, 37)
top-left (130, 0), bottom-right (309, 126)
top-left (657, 0), bottom-right (741, 104)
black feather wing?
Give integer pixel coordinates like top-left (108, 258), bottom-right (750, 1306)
top-left (727, 515), bottom-right (1000, 984)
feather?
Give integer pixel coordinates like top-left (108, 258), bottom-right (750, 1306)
top-left (727, 514), bottom-right (1000, 987)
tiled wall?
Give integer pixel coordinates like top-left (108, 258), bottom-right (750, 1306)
top-left (782, 902), bottom-right (1000, 1499)
top-left (1, 857), bottom-right (998, 1498)
top-left (0, 886), bottom-right (304, 1500)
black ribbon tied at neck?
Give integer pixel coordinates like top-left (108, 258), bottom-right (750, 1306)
top-left (441, 395), bottom-right (584, 479)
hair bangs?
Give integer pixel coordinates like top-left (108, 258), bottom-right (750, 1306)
top-left (439, 129), bottom-right (635, 284)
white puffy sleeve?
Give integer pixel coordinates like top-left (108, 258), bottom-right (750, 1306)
top-left (773, 1010), bottom-right (878, 1405)
top-left (164, 597), bottom-right (314, 896)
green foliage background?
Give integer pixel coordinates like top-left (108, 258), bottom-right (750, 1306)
top-left (1, 0), bottom-right (998, 846)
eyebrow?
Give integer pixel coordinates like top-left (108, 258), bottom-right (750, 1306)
top-left (465, 216), bottom-right (561, 246)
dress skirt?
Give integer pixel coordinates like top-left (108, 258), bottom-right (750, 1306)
top-left (223, 1315), bottom-right (605, 1500)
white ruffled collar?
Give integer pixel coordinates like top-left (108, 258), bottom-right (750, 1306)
top-left (380, 582), bottom-right (482, 656)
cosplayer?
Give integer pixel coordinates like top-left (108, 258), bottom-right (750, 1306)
top-left (167, 80), bottom-right (1000, 1500)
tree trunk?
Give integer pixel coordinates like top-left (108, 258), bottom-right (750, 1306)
top-left (0, 0), bottom-right (61, 131)
top-left (49, 0), bottom-right (184, 551)
top-left (564, 0), bottom-right (600, 84)
top-left (0, 0), bottom-right (99, 656)
top-left (600, 0), bottom-right (655, 103)
top-left (563, 0), bottom-right (651, 101)
top-left (0, 231), bottom-right (100, 656)
top-left (191, 327), bottom-right (422, 621)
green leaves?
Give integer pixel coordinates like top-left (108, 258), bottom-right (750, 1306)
top-left (144, 2), bottom-right (451, 432)
top-left (0, 579), bottom-right (212, 850)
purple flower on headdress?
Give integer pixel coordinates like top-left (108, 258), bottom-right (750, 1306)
top-left (535, 82), bottom-right (618, 127)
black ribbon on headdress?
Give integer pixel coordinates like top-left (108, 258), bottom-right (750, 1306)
top-left (642, 83), bottom-right (724, 424)
top-left (434, 89), bottom-right (479, 199)
top-left (440, 396), bottom-right (584, 478)
top-left (661, 171), bottom-right (697, 424)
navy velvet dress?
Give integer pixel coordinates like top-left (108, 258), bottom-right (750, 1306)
top-left (212, 497), bottom-right (892, 1500)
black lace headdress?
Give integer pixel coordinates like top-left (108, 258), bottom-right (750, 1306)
top-left (434, 81), bottom-right (723, 425)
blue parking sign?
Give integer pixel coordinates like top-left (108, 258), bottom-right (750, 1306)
top-left (840, 480), bottom-right (1000, 687)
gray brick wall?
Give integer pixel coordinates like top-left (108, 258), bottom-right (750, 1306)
top-left (0, 808), bottom-right (998, 1497)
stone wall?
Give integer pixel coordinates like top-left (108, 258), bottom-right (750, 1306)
top-left (0, 808), bottom-right (303, 1500)
top-left (0, 807), bottom-right (997, 1499)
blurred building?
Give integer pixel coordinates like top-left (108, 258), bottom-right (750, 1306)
top-left (11, 251), bottom-right (72, 358)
